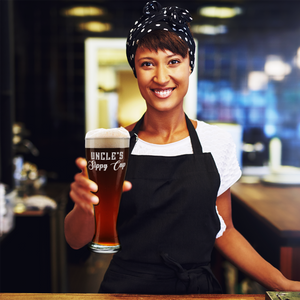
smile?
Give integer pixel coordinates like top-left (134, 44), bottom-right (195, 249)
top-left (152, 88), bottom-right (175, 98)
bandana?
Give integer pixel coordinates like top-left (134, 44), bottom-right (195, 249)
top-left (126, 0), bottom-right (195, 77)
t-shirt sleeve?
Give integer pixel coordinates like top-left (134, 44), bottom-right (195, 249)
top-left (197, 122), bottom-right (242, 197)
top-left (216, 131), bottom-right (242, 196)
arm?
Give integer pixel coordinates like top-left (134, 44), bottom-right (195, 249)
top-left (64, 157), bottom-right (99, 249)
top-left (215, 189), bottom-right (300, 291)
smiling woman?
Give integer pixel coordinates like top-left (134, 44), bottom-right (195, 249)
top-left (65, 0), bottom-right (300, 295)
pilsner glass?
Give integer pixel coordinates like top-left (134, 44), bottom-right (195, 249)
top-left (85, 127), bottom-right (130, 253)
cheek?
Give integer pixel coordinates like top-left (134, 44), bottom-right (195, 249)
top-left (177, 70), bottom-right (190, 95)
top-left (177, 68), bottom-right (190, 86)
top-left (136, 76), bottom-right (149, 99)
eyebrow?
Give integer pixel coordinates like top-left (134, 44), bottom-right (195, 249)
top-left (137, 53), bottom-right (180, 62)
top-left (137, 57), bottom-right (153, 62)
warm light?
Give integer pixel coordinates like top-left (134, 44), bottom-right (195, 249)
top-left (62, 6), bottom-right (105, 17)
top-left (97, 49), bottom-right (127, 65)
top-left (191, 24), bottom-right (227, 35)
top-left (79, 21), bottom-right (111, 32)
top-left (97, 67), bottom-right (117, 91)
top-left (14, 203), bottom-right (26, 214)
top-left (248, 71), bottom-right (268, 91)
top-left (199, 6), bottom-right (242, 18)
top-left (264, 55), bottom-right (291, 81)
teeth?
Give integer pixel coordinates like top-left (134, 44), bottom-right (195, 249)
top-left (154, 89), bottom-right (173, 97)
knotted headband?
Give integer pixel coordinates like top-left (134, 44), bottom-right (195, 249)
top-left (126, 0), bottom-right (195, 77)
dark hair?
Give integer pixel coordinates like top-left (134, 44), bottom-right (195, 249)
top-left (137, 29), bottom-right (189, 59)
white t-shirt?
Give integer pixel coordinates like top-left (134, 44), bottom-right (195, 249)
top-left (131, 120), bottom-right (242, 238)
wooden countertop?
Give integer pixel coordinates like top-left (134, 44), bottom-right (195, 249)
top-left (231, 181), bottom-right (300, 239)
top-left (0, 294), bottom-right (265, 300)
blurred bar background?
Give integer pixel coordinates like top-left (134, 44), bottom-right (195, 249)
top-left (1, 0), bottom-right (300, 295)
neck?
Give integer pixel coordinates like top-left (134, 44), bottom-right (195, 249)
top-left (140, 109), bottom-right (188, 144)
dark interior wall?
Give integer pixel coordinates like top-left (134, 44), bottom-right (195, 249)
top-left (11, 0), bottom-right (142, 183)
top-left (0, 0), bottom-right (15, 189)
top-left (13, 0), bottom-right (87, 182)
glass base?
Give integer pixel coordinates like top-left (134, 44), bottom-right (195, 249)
top-left (89, 242), bottom-right (120, 254)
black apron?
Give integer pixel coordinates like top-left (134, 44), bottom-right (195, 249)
top-left (99, 115), bottom-right (222, 294)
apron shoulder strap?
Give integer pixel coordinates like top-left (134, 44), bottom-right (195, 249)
top-left (129, 114), bottom-right (145, 151)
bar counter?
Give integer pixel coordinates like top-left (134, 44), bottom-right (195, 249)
top-left (231, 181), bottom-right (300, 280)
top-left (0, 294), bottom-right (265, 300)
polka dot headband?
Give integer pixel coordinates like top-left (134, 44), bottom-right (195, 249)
top-left (126, 0), bottom-right (195, 77)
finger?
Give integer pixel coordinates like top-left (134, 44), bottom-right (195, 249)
top-left (123, 181), bottom-right (132, 192)
top-left (69, 189), bottom-right (95, 215)
top-left (74, 172), bottom-right (98, 193)
top-left (70, 181), bottom-right (99, 206)
top-left (75, 157), bottom-right (88, 177)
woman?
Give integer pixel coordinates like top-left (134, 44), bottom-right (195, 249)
top-left (65, 1), bottom-right (300, 294)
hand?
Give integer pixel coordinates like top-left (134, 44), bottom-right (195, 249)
top-left (284, 278), bottom-right (300, 292)
top-left (69, 157), bottom-right (98, 215)
top-left (69, 157), bottom-right (132, 215)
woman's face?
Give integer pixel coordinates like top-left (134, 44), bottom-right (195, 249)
top-left (134, 47), bottom-right (190, 113)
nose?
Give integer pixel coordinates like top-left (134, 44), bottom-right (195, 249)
top-left (153, 64), bottom-right (169, 85)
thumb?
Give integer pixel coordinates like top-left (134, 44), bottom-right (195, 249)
top-left (75, 157), bottom-right (88, 177)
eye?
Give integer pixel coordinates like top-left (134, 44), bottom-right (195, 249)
top-left (141, 61), bottom-right (153, 67)
top-left (169, 59), bottom-right (180, 65)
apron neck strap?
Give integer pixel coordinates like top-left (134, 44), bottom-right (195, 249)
top-left (129, 114), bottom-right (203, 154)
top-left (185, 114), bottom-right (203, 154)
top-left (129, 114), bottom-right (145, 151)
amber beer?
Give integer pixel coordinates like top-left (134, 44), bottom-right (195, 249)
top-left (85, 128), bottom-right (130, 253)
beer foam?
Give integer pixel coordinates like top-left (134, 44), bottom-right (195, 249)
top-left (85, 127), bottom-right (130, 148)
top-left (86, 127), bottom-right (130, 139)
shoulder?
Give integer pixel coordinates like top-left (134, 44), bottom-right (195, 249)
top-left (125, 122), bottom-right (137, 132)
top-left (195, 119), bottom-right (241, 171)
top-left (195, 120), bottom-right (234, 150)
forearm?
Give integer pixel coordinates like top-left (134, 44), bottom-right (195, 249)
top-left (215, 189), bottom-right (300, 291)
top-left (215, 227), bottom-right (287, 291)
top-left (64, 203), bottom-right (95, 249)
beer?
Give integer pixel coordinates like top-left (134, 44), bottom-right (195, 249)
top-left (85, 128), bottom-right (130, 253)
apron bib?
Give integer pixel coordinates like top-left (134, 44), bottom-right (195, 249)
top-left (99, 115), bottom-right (222, 294)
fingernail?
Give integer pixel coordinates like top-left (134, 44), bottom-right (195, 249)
top-left (90, 184), bottom-right (97, 191)
top-left (91, 196), bottom-right (99, 204)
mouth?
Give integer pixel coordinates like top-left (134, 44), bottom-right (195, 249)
top-left (151, 88), bottom-right (175, 99)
